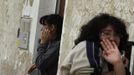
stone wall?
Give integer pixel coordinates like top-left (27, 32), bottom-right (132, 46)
top-left (59, 0), bottom-right (134, 73)
top-left (0, 0), bottom-right (33, 75)
top-left (0, 0), bottom-right (59, 74)
top-left (1, 0), bottom-right (134, 75)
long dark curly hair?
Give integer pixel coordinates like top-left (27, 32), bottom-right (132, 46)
top-left (75, 13), bottom-right (129, 52)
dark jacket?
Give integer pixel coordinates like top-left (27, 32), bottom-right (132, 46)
top-left (35, 40), bottom-right (60, 75)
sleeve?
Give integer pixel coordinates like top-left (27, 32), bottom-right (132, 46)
top-left (58, 41), bottom-right (92, 75)
top-left (57, 51), bottom-right (73, 75)
top-left (35, 42), bottom-right (59, 70)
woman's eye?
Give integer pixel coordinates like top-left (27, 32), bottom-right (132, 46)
top-left (102, 32), bottom-right (110, 36)
top-left (105, 33), bottom-right (110, 35)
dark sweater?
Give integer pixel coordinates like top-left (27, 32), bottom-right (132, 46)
top-left (35, 40), bottom-right (60, 75)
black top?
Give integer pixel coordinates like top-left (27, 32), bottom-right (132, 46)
top-left (35, 40), bottom-right (60, 75)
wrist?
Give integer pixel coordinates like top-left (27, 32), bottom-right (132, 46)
top-left (113, 59), bottom-right (126, 75)
top-left (113, 59), bottom-right (124, 66)
top-left (111, 55), bottom-right (123, 65)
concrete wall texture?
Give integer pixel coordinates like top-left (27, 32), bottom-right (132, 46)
top-left (58, 0), bottom-right (134, 73)
top-left (0, 0), bottom-right (57, 75)
top-left (0, 0), bottom-right (32, 75)
top-left (1, 0), bottom-right (134, 75)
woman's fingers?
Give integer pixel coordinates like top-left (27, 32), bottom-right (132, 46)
top-left (100, 41), bottom-right (108, 51)
top-left (111, 41), bottom-right (118, 49)
top-left (101, 39), bottom-right (116, 51)
top-left (104, 39), bottom-right (114, 49)
top-left (100, 39), bottom-right (118, 57)
top-left (105, 39), bottom-right (114, 49)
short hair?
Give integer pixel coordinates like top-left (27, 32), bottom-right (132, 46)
top-left (40, 14), bottom-right (63, 40)
top-left (75, 13), bottom-right (129, 52)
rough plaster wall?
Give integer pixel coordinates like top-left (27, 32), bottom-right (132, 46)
top-left (59, 0), bottom-right (134, 72)
top-left (0, 0), bottom-right (33, 75)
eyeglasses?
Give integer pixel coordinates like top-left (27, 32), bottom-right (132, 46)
top-left (101, 31), bottom-right (122, 38)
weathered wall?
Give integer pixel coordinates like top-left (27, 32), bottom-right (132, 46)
top-left (0, 0), bottom-right (59, 74)
top-left (58, 0), bottom-right (134, 73)
top-left (1, 0), bottom-right (134, 74)
top-left (0, 0), bottom-right (33, 75)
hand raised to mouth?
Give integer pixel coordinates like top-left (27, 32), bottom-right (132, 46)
top-left (100, 38), bottom-right (122, 65)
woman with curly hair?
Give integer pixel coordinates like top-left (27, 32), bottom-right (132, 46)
top-left (58, 13), bottom-right (130, 75)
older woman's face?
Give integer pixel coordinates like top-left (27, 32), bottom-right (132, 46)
top-left (99, 25), bottom-right (120, 46)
